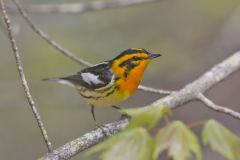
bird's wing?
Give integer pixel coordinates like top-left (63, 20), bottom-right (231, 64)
top-left (61, 62), bottom-right (114, 90)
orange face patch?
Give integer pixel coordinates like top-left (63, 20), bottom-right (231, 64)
top-left (111, 52), bottom-right (153, 96)
top-left (114, 59), bottom-right (150, 95)
top-left (111, 53), bottom-right (149, 76)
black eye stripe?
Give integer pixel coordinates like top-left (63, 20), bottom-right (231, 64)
top-left (119, 57), bottom-right (145, 67)
top-left (132, 56), bottom-right (143, 61)
top-left (119, 60), bottom-right (130, 67)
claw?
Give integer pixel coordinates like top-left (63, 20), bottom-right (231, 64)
top-left (95, 122), bottom-right (105, 129)
top-left (120, 113), bottom-right (131, 120)
top-left (95, 122), bottom-right (107, 136)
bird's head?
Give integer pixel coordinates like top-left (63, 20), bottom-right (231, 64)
top-left (111, 48), bottom-right (161, 79)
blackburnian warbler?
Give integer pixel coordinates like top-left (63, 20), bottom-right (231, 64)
top-left (44, 48), bottom-right (161, 125)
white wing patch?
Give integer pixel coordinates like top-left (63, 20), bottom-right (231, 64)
top-left (81, 72), bottom-right (104, 85)
top-left (56, 79), bottom-right (75, 88)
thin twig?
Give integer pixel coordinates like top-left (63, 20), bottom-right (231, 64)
top-left (9, 0), bottom-right (161, 14)
top-left (12, 0), bottom-right (92, 67)
top-left (0, 0), bottom-right (52, 152)
top-left (12, 0), bottom-right (173, 96)
top-left (197, 93), bottom-right (240, 120)
top-left (138, 85), bottom-right (175, 94)
top-left (41, 51), bottom-right (240, 159)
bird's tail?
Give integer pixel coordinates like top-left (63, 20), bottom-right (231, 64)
top-left (42, 77), bottom-right (60, 81)
top-left (42, 77), bottom-right (74, 87)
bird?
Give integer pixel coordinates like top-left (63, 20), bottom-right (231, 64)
top-left (43, 48), bottom-right (161, 126)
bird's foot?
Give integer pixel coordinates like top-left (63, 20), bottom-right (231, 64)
top-left (95, 122), bottom-right (108, 136)
top-left (95, 122), bottom-right (105, 129)
top-left (120, 113), bottom-right (131, 120)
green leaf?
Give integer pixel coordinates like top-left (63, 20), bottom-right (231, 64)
top-left (202, 119), bottom-right (240, 160)
top-left (122, 105), bottom-right (171, 129)
top-left (86, 127), bottom-right (155, 160)
top-left (154, 121), bottom-right (201, 160)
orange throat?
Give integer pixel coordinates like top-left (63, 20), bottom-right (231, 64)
top-left (115, 60), bottom-right (150, 95)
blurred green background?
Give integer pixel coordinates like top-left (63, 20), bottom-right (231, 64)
top-left (1, 0), bottom-right (240, 159)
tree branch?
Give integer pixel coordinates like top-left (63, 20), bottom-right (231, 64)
top-left (150, 52), bottom-right (240, 109)
top-left (9, 0), bottom-right (240, 158)
top-left (39, 119), bottom-right (129, 160)
top-left (12, 0), bottom-right (172, 95)
top-left (197, 93), bottom-right (240, 120)
top-left (0, 0), bottom-right (53, 153)
top-left (40, 51), bottom-right (240, 159)
top-left (12, 0), bottom-right (92, 67)
top-left (9, 0), bottom-right (161, 14)
top-left (138, 85), bottom-right (175, 94)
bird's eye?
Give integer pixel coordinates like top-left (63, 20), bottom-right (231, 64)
top-left (132, 56), bottom-right (141, 61)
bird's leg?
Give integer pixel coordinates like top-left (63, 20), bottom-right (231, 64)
top-left (91, 105), bottom-right (106, 134)
top-left (112, 105), bottom-right (131, 120)
top-left (112, 105), bottom-right (121, 110)
top-left (91, 105), bottom-right (97, 122)
top-left (91, 105), bottom-right (102, 127)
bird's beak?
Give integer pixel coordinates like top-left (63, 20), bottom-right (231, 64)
top-left (149, 54), bottom-right (161, 59)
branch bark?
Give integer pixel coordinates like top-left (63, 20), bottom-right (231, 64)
top-left (197, 93), bottom-right (240, 120)
top-left (40, 51), bottom-right (240, 159)
top-left (40, 119), bottom-right (129, 160)
top-left (9, 0), bottom-right (161, 14)
top-left (0, 0), bottom-right (52, 152)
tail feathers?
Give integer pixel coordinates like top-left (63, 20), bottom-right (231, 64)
top-left (42, 77), bottom-right (61, 81)
top-left (42, 77), bottom-right (74, 87)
